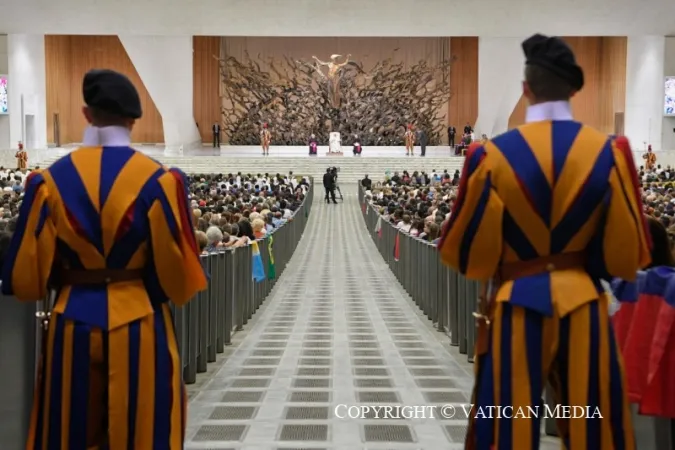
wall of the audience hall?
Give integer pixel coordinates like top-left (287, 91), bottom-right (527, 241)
top-left (43, 35), bottom-right (628, 144)
top-left (508, 37), bottom-right (628, 135)
top-left (44, 35), bottom-right (221, 145)
top-left (193, 36), bottom-right (221, 144)
top-left (45, 35), bottom-right (163, 144)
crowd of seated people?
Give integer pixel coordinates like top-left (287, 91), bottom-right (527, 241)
top-left (0, 169), bottom-right (309, 275)
top-left (638, 164), bottom-right (675, 250)
top-left (189, 172), bottom-right (310, 254)
top-left (362, 169), bottom-right (462, 246)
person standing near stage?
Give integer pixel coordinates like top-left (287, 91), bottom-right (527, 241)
top-left (212, 121), bottom-right (221, 148)
top-left (15, 141), bottom-right (27, 170)
top-left (404, 124), bottom-right (415, 156)
top-left (323, 167), bottom-right (337, 204)
top-left (2, 69), bottom-right (207, 449)
top-left (447, 125), bottom-right (456, 148)
top-left (260, 122), bottom-right (271, 156)
top-left (417, 128), bottom-right (427, 157)
top-left (438, 34), bottom-right (649, 449)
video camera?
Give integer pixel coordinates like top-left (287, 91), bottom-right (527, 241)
top-left (330, 166), bottom-right (340, 173)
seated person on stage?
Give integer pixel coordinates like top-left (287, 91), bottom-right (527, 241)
top-left (353, 134), bottom-right (362, 156)
top-left (309, 134), bottom-right (318, 155)
top-left (455, 133), bottom-right (472, 155)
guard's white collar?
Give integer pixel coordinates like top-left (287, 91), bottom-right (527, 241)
top-left (525, 101), bottom-right (573, 123)
top-left (82, 126), bottom-right (132, 147)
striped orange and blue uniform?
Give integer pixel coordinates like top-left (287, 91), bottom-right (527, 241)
top-left (438, 121), bottom-right (651, 450)
top-left (2, 146), bottom-right (207, 449)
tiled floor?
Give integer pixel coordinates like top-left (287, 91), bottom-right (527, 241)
top-left (185, 185), bottom-right (561, 449)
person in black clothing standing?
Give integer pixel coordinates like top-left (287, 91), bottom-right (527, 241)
top-left (447, 125), bottom-right (456, 147)
top-left (323, 168), bottom-right (337, 204)
top-left (417, 129), bottom-right (427, 157)
top-left (463, 122), bottom-right (473, 135)
top-left (212, 122), bottom-right (221, 148)
top-left (361, 174), bottom-right (372, 190)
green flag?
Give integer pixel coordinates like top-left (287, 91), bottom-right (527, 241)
top-left (267, 235), bottom-right (276, 280)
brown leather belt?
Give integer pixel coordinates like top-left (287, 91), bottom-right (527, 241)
top-left (498, 251), bottom-right (587, 282)
top-left (55, 268), bottom-right (145, 286)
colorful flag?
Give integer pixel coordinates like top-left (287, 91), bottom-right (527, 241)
top-left (251, 241), bottom-right (266, 283)
top-left (374, 216), bottom-right (382, 239)
top-left (267, 235), bottom-right (276, 280)
top-left (394, 232), bottom-right (400, 262)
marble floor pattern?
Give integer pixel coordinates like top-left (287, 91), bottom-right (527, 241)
top-left (185, 185), bottom-right (560, 449)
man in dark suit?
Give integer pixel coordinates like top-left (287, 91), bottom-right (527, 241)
top-left (323, 168), bottom-right (337, 204)
top-left (447, 125), bottom-right (456, 147)
top-left (212, 122), bottom-right (221, 148)
top-left (417, 129), bottom-right (428, 157)
top-left (463, 122), bottom-right (473, 135)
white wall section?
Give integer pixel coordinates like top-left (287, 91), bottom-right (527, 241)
top-left (119, 35), bottom-right (201, 154)
top-left (7, 34), bottom-right (47, 150)
top-left (0, 0), bottom-right (673, 37)
top-left (625, 36), bottom-right (665, 152)
top-left (474, 37), bottom-right (525, 139)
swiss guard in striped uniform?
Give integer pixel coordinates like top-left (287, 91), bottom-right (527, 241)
top-left (438, 34), bottom-right (651, 449)
top-left (2, 69), bottom-right (207, 449)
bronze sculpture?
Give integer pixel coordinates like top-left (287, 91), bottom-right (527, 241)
top-left (218, 50), bottom-right (452, 146)
top-left (311, 54), bottom-right (352, 108)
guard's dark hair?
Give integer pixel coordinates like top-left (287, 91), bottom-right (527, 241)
top-left (525, 64), bottom-right (575, 102)
top-left (646, 215), bottom-right (674, 268)
top-left (89, 107), bottom-right (130, 126)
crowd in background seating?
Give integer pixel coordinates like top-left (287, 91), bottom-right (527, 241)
top-left (362, 169), bottom-right (461, 246)
top-left (189, 172), bottom-right (310, 253)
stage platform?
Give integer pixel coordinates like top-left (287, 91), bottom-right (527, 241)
top-left (43, 144), bottom-right (457, 159)
top-left (36, 145), bottom-right (465, 181)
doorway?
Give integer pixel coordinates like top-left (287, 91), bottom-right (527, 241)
top-left (24, 115), bottom-right (35, 149)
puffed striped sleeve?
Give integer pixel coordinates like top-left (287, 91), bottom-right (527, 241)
top-left (600, 137), bottom-right (651, 280)
top-left (1, 172), bottom-right (56, 300)
top-left (147, 168), bottom-right (207, 305)
top-left (438, 144), bottom-right (504, 280)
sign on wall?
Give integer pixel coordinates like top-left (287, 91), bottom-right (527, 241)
top-left (666, 76), bottom-right (675, 116)
top-left (0, 75), bottom-right (7, 114)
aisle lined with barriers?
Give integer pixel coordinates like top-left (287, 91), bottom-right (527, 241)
top-left (184, 185), bottom-right (558, 449)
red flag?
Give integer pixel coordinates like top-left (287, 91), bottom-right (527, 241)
top-left (362, 202), bottom-right (366, 214)
top-left (394, 232), bottom-right (400, 262)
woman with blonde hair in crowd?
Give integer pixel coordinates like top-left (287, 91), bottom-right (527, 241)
top-left (252, 218), bottom-right (267, 239)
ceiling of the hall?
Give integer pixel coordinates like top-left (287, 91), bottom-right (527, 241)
top-left (0, 0), bottom-right (672, 37)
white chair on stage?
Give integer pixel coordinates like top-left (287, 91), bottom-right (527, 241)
top-left (328, 132), bottom-right (342, 154)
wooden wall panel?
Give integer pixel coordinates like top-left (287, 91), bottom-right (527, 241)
top-left (448, 37), bottom-right (478, 132)
top-left (508, 37), bottom-right (627, 134)
top-left (45, 35), bottom-right (163, 144)
top-left (193, 36), bottom-right (221, 143)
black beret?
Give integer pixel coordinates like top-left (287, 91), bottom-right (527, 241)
top-left (82, 69), bottom-right (142, 119)
top-left (522, 34), bottom-right (584, 91)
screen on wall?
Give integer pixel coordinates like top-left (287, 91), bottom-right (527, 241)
top-left (666, 76), bottom-right (675, 116)
top-left (0, 75), bottom-right (7, 115)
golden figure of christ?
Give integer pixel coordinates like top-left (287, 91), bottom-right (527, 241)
top-left (311, 54), bottom-right (352, 108)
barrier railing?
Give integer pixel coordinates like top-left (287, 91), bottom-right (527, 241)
top-left (358, 183), bottom-right (674, 448)
top-left (357, 185), bottom-right (479, 362)
top-left (0, 180), bottom-right (313, 450)
top-left (172, 182), bottom-right (313, 383)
